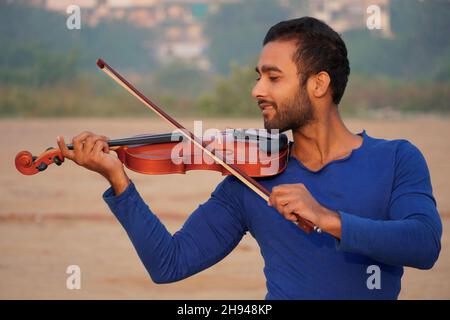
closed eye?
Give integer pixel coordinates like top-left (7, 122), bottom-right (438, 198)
top-left (255, 76), bottom-right (280, 82)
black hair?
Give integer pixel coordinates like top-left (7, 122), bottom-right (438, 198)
top-left (263, 17), bottom-right (350, 105)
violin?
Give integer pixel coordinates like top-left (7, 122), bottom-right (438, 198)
top-left (14, 58), bottom-right (321, 234)
top-left (15, 129), bottom-right (290, 177)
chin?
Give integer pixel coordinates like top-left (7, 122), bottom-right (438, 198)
top-left (264, 121), bottom-right (279, 132)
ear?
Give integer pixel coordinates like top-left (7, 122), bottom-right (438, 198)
top-left (308, 71), bottom-right (331, 99)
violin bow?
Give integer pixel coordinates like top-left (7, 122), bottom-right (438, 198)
top-left (96, 58), bottom-right (321, 234)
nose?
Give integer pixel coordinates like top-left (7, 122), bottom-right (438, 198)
top-left (252, 78), bottom-right (266, 100)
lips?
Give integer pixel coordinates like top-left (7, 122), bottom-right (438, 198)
top-left (260, 105), bottom-right (274, 116)
top-left (258, 103), bottom-right (275, 110)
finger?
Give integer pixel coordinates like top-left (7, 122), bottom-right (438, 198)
top-left (274, 184), bottom-right (305, 196)
top-left (56, 136), bottom-right (75, 160)
top-left (72, 131), bottom-right (93, 152)
top-left (271, 193), bottom-right (296, 210)
top-left (91, 140), bottom-right (108, 157)
top-left (269, 186), bottom-right (288, 206)
top-left (72, 131), bottom-right (93, 163)
top-left (102, 141), bottom-right (109, 153)
top-left (271, 185), bottom-right (290, 196)
top-left (287, 213), bottom-right (300, 222)
top-left (269, 192), bottom-right (281, 211)
top-left (96, 135), bottom-right (110, 153)
top-left (83, 135), bottom-right (98, 156)
top-left (72, 131), bottom-right (94, 150)
top-left (282, 203), bottom-right (300, 222)
top-left (269, 192), bottom-right (283, 210)
top-left (91, 135), bottom-right (110, 154)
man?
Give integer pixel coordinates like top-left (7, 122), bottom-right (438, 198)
top-left (57, 17), bottom-right (442, 299)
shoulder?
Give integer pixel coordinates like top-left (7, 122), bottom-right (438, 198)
top-left (213, 175), bottom-right (246, 198)
top-left (363, 132), bottom-right (429, 177)
top-left (364, 132), bottom-right (426, 163)
top-left (211, 175), bottom-right (248, 208)
top-left (209, 175), bottom-right (249, 225)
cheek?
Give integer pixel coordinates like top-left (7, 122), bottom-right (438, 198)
top-left (276, 83), bottom-right (301, 106)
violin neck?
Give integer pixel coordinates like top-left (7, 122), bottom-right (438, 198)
top-left (65, 133), bottom-right (183, 150)
top-left (65, 130), bottom-right (288, 150)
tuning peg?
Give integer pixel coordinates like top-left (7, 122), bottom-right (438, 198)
top-left (36, 162), bottom-right (48, 172)
top-left (53, 156), bottom-right (63, 166)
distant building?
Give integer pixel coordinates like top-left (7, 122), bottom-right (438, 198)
top-left (308, 0), bottom-right (392, 37)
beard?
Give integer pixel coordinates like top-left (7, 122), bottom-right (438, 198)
top-left (262, 87), bottom-right (315, 133)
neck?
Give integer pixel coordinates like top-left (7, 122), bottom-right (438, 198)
top-left (291, 106), bottom-right (362, 171)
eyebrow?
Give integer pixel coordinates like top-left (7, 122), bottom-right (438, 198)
top-left (255, 65), bottom-right (283, 74)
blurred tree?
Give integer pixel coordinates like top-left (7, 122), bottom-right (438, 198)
top-left (204, 0), bottom-right (291, 74)
top-left (196, 62), bottom-right (259, 116)
top-left (152, 60), bottom-right (213, 99)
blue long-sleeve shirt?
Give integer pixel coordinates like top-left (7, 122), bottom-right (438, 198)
top-left (103, 131), bottom-right (442, 299)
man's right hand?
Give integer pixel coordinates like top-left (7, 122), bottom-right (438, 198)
top-left (57, 131), bottom-right (130, 195)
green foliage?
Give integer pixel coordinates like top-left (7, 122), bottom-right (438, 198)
top-left (341, 75), bottom-right (450, 115)
top-left (197, 64), bottom-right (450, 117)
top-left (196, 62), bottom-right (259, 116)
top-left (204, 0), bottom-right (291, 74)
top-left (0, 43), bottom-right (79, 86)
top-left (0, 73), bottom-right (198, 117)
top-left (151, 60), bottom-right (214, 99)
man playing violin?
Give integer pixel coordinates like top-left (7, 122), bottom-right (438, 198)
top-left (56, 17), bottom-right (442, 299)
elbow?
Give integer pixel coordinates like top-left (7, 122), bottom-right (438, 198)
top-left (408, 216), bottom-right (442, 270)
top-left (147, 267), bottom-right (188, 284)
top-left (150, 275), bottom-right (171, 285)
top-left (148, 270), bottom-right (179, 284)
top-left (410, 231), bottom-right (441, 270)
top-left (414, 244), bottom-right (441, 270)
top-left (149, 271), bottom-right (167, 284)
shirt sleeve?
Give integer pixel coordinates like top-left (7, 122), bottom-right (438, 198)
top-left (103, 176), bottom-right (248, 284)
top-left (336, 141), bottom-right (442, 269)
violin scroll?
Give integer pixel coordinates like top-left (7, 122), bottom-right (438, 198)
top-left (15, 148), bottom-right (64, 176)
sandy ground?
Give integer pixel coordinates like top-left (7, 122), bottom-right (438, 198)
top-left (0, 116), bottom-right (449, 299)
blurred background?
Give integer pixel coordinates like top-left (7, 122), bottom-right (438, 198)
top-left (0, 0), bottom-right (449, 299)
top-left (1, 0), bottom-right (450, 117)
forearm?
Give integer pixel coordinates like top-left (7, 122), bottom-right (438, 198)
top-left (103, 179), bottom-right (246, 283)
top-left (104, 182), bottom-right (187, 283)
top-left (336, 211), bottom-right (441, 269)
